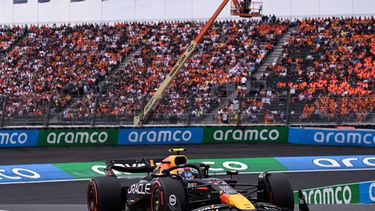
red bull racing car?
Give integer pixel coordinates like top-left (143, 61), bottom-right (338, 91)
top-left (87, 148), bottom-right (309, 211)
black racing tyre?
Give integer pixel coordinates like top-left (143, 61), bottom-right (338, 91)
top-left (266, 173), bottom-right (294, 211)
top-left (150, 177), bottom-right (188, 211)
top-left (87, 176), bottom-right (123, 211)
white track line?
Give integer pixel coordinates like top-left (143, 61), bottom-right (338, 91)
top-left (1, 167), bottom-right (375, 185)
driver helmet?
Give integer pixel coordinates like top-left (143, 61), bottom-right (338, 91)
top-left (177, 167), bottom-right (194, 180)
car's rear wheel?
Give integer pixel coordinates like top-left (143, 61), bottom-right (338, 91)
top-left (87, 176), bottom-right (123, 211)
top-left (266, 173), bottom-right (294, 210)
top-left (150, 177), bottom-right (187, 211)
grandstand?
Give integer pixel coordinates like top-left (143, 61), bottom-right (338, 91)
top-left (0, 0), bottom-right (374, 127)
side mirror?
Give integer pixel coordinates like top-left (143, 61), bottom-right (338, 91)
top-left (226, 170), bottom-right (238, 179)
top-left (226, 170), bottom-right (238, 175)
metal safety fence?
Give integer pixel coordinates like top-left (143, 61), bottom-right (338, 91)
top-left (0, 94), bottom-right (374, 127)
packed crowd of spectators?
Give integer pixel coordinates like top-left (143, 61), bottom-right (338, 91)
top-left (0, 23), bottom-right (147, 118)
top-left (265, 16), bottom-right (375, 122)
top-left (1, 16), bottom-right (373, 125)
top-left (64, 19), bottom-right (288, 121)
top-left (0, 25), bottom-right (25, 51)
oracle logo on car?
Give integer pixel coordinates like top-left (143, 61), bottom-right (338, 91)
top-left (127, 183), bottom-right (152, 195)
top-left (118, 128), bottom-right (203, 145)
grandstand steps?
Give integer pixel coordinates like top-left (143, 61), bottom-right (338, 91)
top-left (199, 27), bottom-right (295, 124)
top-left (49, 47), bottom-right (143, 126)
top-left (253, 27), bottom-right (295, 79)
top-left (95, 47), bottom-right (143, 93)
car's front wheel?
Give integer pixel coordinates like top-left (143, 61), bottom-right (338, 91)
top-left (266, 173), bottom-right (294, 210)
top-left (87, 176), bottom-right (123, 211)
top-left (150, 177), bottom-right (188, 211)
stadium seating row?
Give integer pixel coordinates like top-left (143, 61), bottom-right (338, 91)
top-left (0, 17), bottom-right (373, 125)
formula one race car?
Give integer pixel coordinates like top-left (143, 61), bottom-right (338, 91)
top-left (87, 148), bottom-right (309, 211)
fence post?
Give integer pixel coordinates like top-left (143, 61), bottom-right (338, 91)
top-left (138, 96), bottom-right (145, 127)
top-left (187, 95), bottom-right (194, 126)
top-left (337, 96), bottom-right (342, 125)
top-left (286, 91), bottom-right (291, 125)
top-left (91, 95), bottom-right (100, 127)
top-left (0, 96), bottom-right (7, 128)
top-left (44, 99), bottom-right (52, 128)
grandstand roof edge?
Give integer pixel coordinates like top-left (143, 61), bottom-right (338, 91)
top-left (2, 13), bottom-right (374, 26)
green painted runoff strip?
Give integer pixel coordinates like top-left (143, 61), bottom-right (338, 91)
top-left (54, 157), bottom-right (287, 179)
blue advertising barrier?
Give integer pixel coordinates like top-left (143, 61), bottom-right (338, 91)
top-left (289, 127), bottom-right (375, 147)
top-left (0, 130), bottom-right (39, 147)
top-left (359, 181), bottom-right (375, 204)
top-left (360, 181), bottom-right (375, 203)
top-left (118, 127), bottom-right (203, 145)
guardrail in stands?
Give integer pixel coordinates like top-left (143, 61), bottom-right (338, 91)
top-left (0, 95), bottom-right (374, 127)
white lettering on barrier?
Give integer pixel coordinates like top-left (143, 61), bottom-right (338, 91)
top-left (313, 132), bottom-right (324, 143)
top-left (334, 187), bottom-right (343, 204)
top-left (260, 130), bottom-right (267, 140)
top-left (369, 183), bottom-right (375, 202)
top-left (214, 129), bottom-right (280, 141)
top-left (343, 186), bottom-right (352, 204)
top-left (269, 130), bottom-right (279, 140)
top-left (47, 132), bottom-right (109, 144)
top-left (304, 185), bottom-right (352, 204)
top-left (0, 168), bottom-right (41, 180)
top-left (314, 189), bottom-right (322, 204)
top-left (173, 131), bottom-right (181, 141)
top-left (128, 130), bottom-right (192, 143)
top-left (313, 131), bottom-right (375, 145)
top-left (0, 132), bottom-right (28, 145)
top-left (363, 134), bottom-right (372, 144)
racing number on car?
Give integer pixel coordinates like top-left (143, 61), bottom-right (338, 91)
top-left (0, 168), bottom-right (41, 180)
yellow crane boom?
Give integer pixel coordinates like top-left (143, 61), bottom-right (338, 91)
top-left (134, 0), bottom-right (262, 125)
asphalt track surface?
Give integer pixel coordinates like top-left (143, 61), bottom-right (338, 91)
top-left (1, 143), bottom-right (375, 211)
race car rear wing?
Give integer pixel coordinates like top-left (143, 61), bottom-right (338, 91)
top-left (105, 158), bottom-right (163, 173)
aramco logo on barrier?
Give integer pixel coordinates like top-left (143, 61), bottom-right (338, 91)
top-left (0, 130), bottom-right (38, 147)
top-left (39, 129), bottom-right (118, 146)
top-left (128, 130), bottom-right (192, 143)
top-left (213, 129), bottom-right (280, 141)
top-left (118, 128), bottom-right (203, 145)
top-left (203, 127), bottom-right (287, 144)
top-left (313, 131), bottom-right (375, 145)
top-left (0, 132), bottom-right (28, 145)
top-left (46, 132), bottom-right (109, 144)
top-left (302, 185), bottom-right (354, 204)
